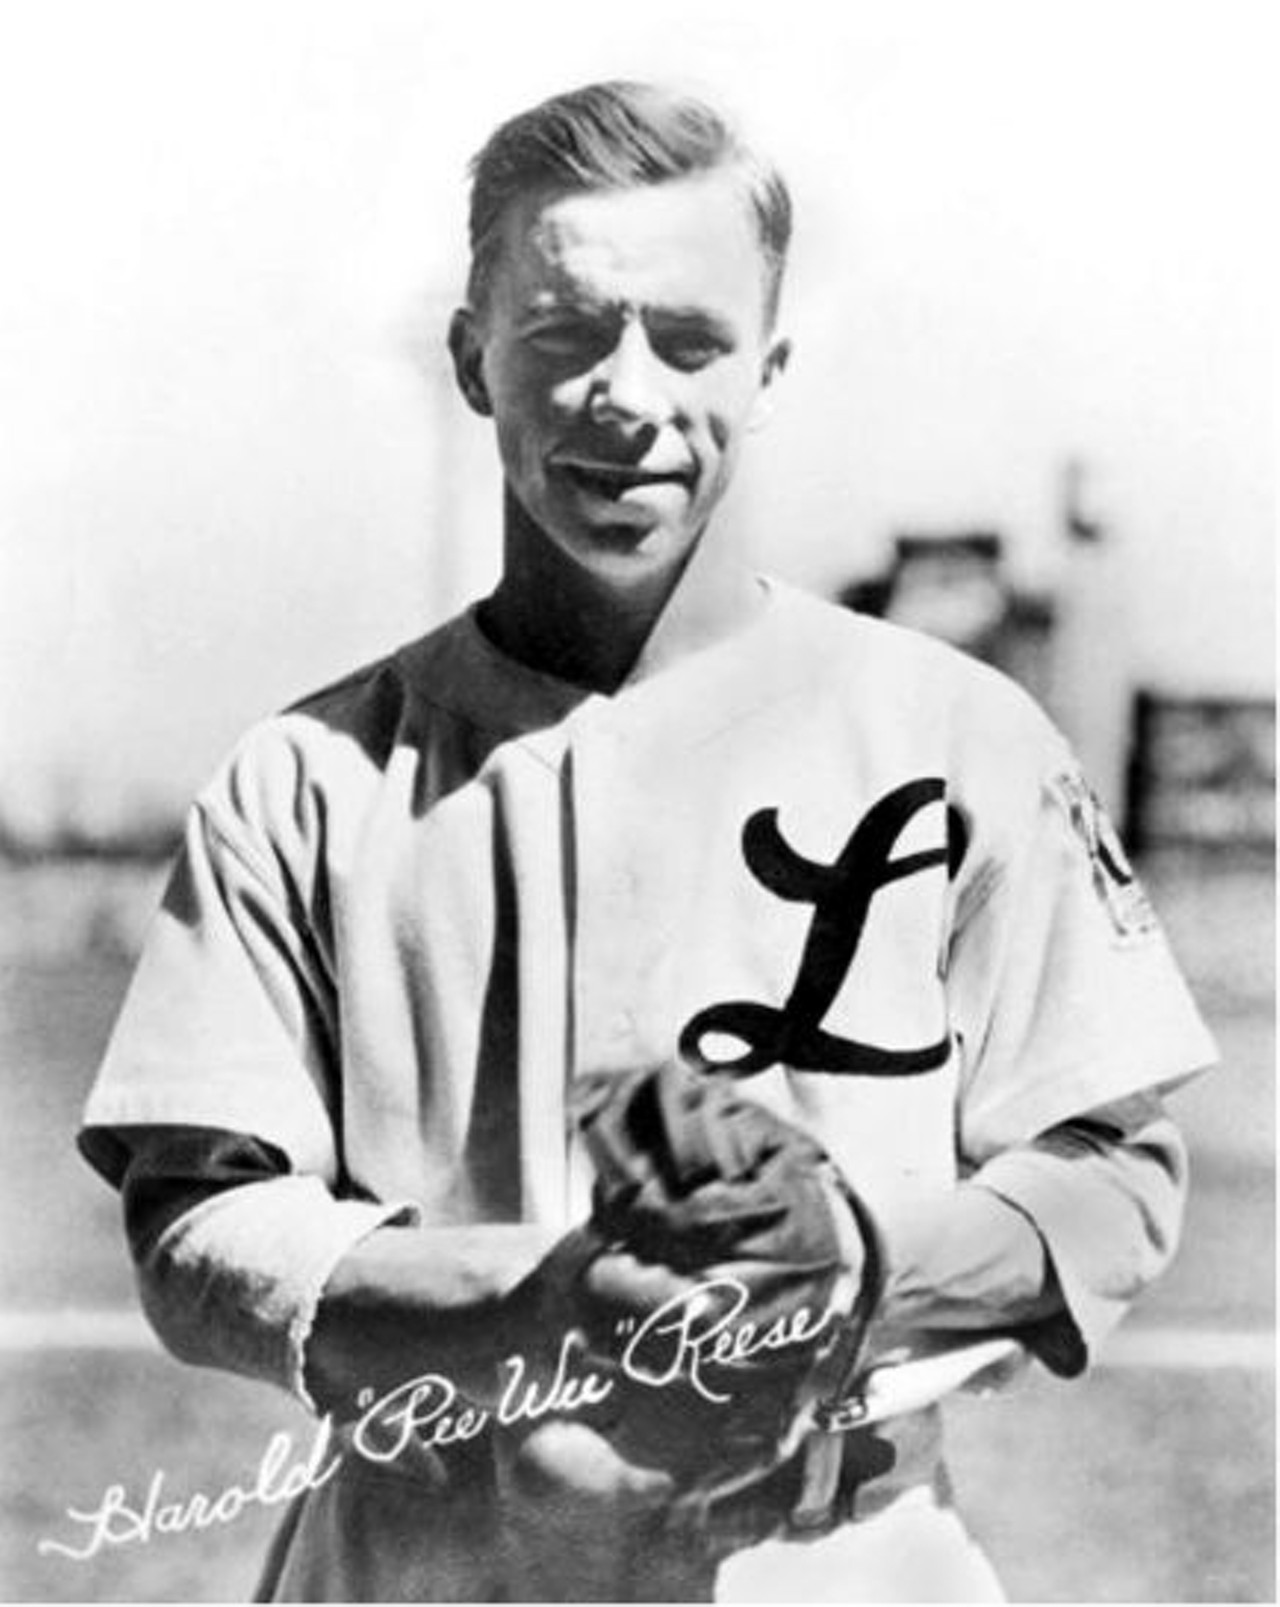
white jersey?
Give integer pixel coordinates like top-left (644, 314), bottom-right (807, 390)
top-left (82, 577), bottom-right (1215, 1600)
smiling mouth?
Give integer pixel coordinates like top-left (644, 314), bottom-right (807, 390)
top-left (555, 460), bottom-right (691, 498)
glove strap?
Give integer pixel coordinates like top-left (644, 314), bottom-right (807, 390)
top-left (788, 1179), bottom-right (886, 1534)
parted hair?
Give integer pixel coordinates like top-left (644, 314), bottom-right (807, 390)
top-left (465, 80), bottom-right (792, 325)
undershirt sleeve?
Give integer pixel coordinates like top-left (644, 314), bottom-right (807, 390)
top-left (101, 1122), bottom-right (418, 1409)
top-left (974, 1090), bottom-right (1188, 1373)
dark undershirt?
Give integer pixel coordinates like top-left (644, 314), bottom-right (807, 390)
top-left (106, 1124), bottom-right (291, 1255)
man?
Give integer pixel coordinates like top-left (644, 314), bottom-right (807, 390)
top-left (80, 81), bottom-right (1215, 1602)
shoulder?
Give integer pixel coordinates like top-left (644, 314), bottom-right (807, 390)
top-left (193, 612), bottom-right (477, 854)
top-left (757, 582), bottom-right (1080, 885)
top-left (285, 611), bottom-right (483, 748)
top-left (761, 580), bottom-right (1062, 755)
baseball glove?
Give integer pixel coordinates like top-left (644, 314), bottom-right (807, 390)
top-left (573, 1061), bottom-right (881, 1498)
top-left (494, 1060), bottom-right (883, 1595)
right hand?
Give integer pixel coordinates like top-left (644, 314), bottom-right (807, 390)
top-left (499, 1061), bottom-right (875, 1501)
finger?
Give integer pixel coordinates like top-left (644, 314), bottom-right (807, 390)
top-left (507, 1419), bottom-right (676, 1508)
top-left (576, 1068), bottom-right (664, 1194)
top-left (583, 1250), bottom-right (698, 1318)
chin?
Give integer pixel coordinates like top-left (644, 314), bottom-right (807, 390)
top-left (560, 525), bottom-right (691, 586)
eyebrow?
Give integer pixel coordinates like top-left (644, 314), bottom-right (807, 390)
top-left (517, 291), bottom-right (612, 319)
top-left (645, 308), bottom-right (737, 335)
top-left (516, 296), bottom-right (737, 336)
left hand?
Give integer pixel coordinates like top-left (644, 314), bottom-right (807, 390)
top-left (563, 1060), bottom-right (878, 1491)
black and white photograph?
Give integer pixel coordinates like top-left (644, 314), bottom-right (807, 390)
top-left (0, 1), bottom-right (1273, 1601)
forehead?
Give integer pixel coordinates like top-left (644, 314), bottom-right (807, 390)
top-left (487, 172), bottom-right (768, 323)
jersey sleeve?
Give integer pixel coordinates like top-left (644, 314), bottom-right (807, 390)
top-left (81, 792), bottom-right (343, 1179)
top-left (943, 711), bottom-right (1215, 1365)
top-left (949, 732), bottom-right (1217, 1163)
top-left (78, 765), bottom-right (424, 1405)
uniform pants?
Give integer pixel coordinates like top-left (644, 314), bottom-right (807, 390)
top-left (715, 1487), bottom-right (1005, 1603)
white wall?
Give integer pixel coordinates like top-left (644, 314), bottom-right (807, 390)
top-left (0, 0), bottom-right (1272, 824)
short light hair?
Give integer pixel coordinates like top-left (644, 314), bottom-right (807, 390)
top-left (465, 80), bottom-right (792, 327)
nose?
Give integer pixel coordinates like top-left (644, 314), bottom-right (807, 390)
top-left (589, 320), bottom-right (673, 429)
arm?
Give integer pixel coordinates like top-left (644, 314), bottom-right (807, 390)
top-left (303, 1219), bottom-right (566, 1414)
top-left (84, 770), bottom-right (580, 1414)
top-left (876, 1182), bottom-right (1056, 1330)
top-left (919, 720), bottom-right (1212, 1370)
top-left (111, 1124), bottom-right (566, 1414)
top-left (871, 1091), bottom-right (1188, 1375)
top-left (108, 1085), bottom-right (1184, 1412)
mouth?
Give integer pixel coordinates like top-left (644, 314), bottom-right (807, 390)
top-left (553, 458), bottom-right (692, 500)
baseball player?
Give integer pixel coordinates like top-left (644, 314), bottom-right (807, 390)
top-left (80, 81), bottom-right (1216, 1602)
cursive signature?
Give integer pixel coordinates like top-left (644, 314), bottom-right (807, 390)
top-left (620, 1276), bottom-right (835, 1402)
top-left (349, 1329), bottom-right (616, 1463)
top-left (39, 1277), bottom-right (831, 1561)
top-left (37, 1419), bottom-right (340, 1562)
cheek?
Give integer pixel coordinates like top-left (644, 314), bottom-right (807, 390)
top-left (506, 346), bottom-right (591, 409)
top-left (487, 346), bottom-right (563, 423)
top-left (503, 383), bottom-right (589, 446)
top-left (701, 398), bottom-right (757, 461)
top-left (694, 371), bottom-right (768, 456)
top-left (707, 414), bottom-right (735, 455)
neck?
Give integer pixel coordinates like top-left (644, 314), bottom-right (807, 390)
top-left (478, 491), bottom-right (692, 692)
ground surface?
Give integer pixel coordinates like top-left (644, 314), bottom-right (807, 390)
top-left (0, 849), bottom-right (1273, 1602)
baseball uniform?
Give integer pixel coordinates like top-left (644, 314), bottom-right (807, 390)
top-left (81, 561), bottom-right (1215, 1600)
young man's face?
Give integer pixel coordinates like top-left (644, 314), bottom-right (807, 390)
top-left (450, 170), bottom-right (789, 591)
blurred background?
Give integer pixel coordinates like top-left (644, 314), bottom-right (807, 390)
top-left (0, 0), bottom-right (1273, 1600)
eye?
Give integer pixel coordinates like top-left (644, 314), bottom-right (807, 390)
top-left (651, 326), bottom-right (732, 373)
top-left (523, 318), bottom-right (613, 364)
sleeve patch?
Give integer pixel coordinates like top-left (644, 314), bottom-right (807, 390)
top-left (1047, 768), bottom-right (1160, 944)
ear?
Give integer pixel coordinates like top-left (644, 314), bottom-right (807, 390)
top-left (747, 334), bottom-right (792, 431)
top-left (448, 307), bottom-right (493, 418)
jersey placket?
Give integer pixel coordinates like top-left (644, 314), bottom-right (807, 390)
top-left (562, 699), bottom-right (658, 1218)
